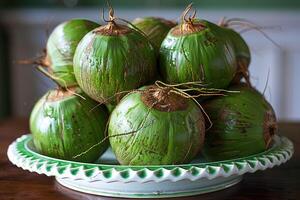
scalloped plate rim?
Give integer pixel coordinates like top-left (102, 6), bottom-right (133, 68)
top-left (10, 134), bottom-right (292, 168)
top-left (7, 133), bottom-right (294, 183)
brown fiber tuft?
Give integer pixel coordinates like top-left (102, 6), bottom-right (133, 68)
top-left (171, 22), bottom-right (206, 36)
top-left (93, 23), bottom-right (131, 36)
top-left (141, 86), bottom-right (188, 112)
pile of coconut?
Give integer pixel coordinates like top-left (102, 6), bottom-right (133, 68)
top-left (27, 3), bottom-right (277, 165)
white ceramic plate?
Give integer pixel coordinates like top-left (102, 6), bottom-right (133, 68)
top-left (7, 134), bottom-right (293, 198)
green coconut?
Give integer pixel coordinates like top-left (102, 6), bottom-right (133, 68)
top-left (44, 19), bottom-right (99, 87)
top-left (132, 17), bottom-right (176, 52)
top-left (108, 85), bottom-right (205, 165)
top-left (159, 5), bottom-right (237, 89)
top-left (30, 87), bottom-right (109, 162)
top-left (73, 9), bottom-right (157, 103)
top-left (220, 24), bottom-right (251, 85)
top-left (202, 84), bottom-right (277, 161)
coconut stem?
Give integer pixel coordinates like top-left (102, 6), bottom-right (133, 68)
top-left (37, 66), bottom-right (86, 100)
top-left (36, 66), bottom-right (65, 90)
top-left (178, 3), bottom-right (206, 35)
top-left (17, 48), bottom-right (49, 68)
top-left (181, 3), bottom-right (196, 24)
top-left (105, 0), bottom-right (117, 28)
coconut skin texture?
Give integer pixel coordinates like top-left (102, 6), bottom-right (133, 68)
top-left (30, 87), bottom-right (109, 162)
top-left (222, 28), bottom-right (251, 84)
top-left (225, 28), bottom-right (250, 66)
top-left (46, 19), bottom-right (99, 87)
top-left (132, 17), bottom-right (176, 52)
top-left (159, 20), bottom-right (237, 89)
top-left (202, 84), bottom-right (277, 161)
top-left (73, 23), bottom-right (157, 103)
top-left (108, 85), bottom-right (205, 165)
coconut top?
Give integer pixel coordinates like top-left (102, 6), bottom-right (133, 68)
top-left (93, 5), bottom-right (132, 36)
top-left (170, 4), bottom-right (207, 36)
top-left (141, 85), bottom-right (188, 112)
top-left (93, 22), bottom-right (131, 36)
top-left (171, 21), bottom-right (206, 36)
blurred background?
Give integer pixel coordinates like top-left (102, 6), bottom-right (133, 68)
top-left (0, 0), bottom-right (299, 121)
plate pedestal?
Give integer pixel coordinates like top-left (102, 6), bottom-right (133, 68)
top-left (56, 175), bottom-right (243, 198)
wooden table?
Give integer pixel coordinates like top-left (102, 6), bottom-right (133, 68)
top-left (0, 118), bottom-right (299, 200)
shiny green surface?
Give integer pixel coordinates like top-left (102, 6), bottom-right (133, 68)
top-left (47, 19), bottom-right (99, 87)
top-left (223, 27), bottom-right (251, 83)
top-left (159, 20), bottom-right (237, 89)
top-left (224, 28), bottom-right (250, 64)
top-left (132, 17), bottom-right (176, 52)
top-left (73, 28), bottom-right (157, 103)
top-left (202, 85), bottom-right (276, 161)
top-left (30, 88), bottom-right (109, 162)
top-left (108, 89), bottom-right (205, 165)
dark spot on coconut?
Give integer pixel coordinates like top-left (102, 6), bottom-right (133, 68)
top-left (263, 110), bottom-right (277, 148)
top-left (203, 32), bottom-right (217, 46)
top-left (236, 117), bottom-right (251, 134)
top-left (141, 85), bottom-right (188, 112)
top-left (238, 123), bottom-right (250, 134)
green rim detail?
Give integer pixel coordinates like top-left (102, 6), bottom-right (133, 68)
top-left (137, 169), bottom-right (147, 178)
top-left (102, 170), bottom-right (112, 179)
top-left (7, 134), bottom-right (293, 182)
